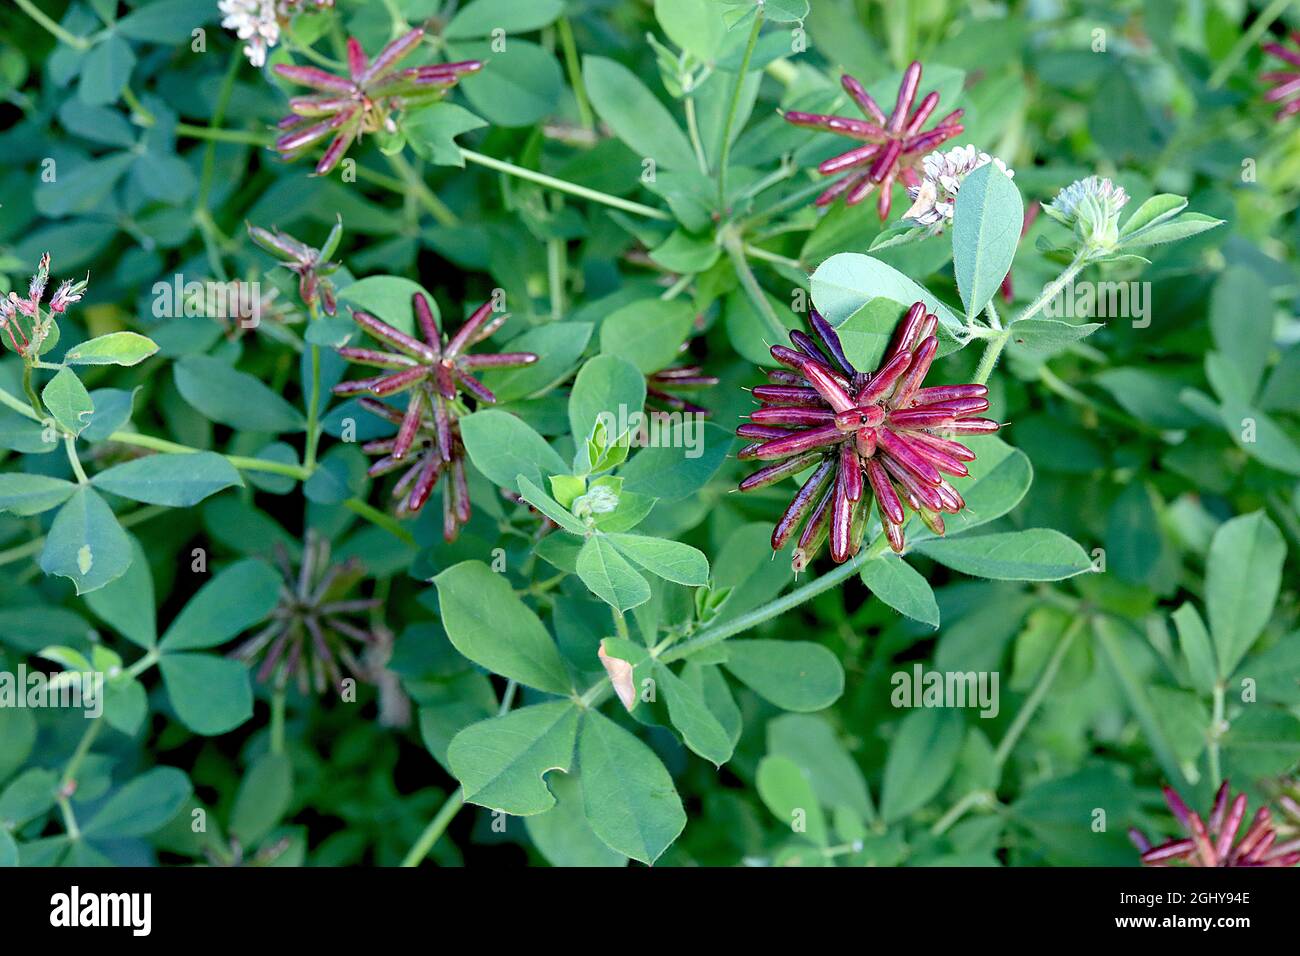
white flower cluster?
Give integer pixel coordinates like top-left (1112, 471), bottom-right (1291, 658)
top-left (1043, 176), bottom-right (1130, 251)
top-left (219, 0), bottom-right (281, 67)
top-left (901, 144), bottom-right (1015, 233)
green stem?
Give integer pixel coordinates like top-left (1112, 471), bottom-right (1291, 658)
top-left (974, 253), bottom-right (1088, 385)
top-left (106, 431), bottom-right (312, 479)
top-left (14, 0), bottom-right (92, 49)
top-left (612, 607), bottom-right (630, 642)
top-left (685, 95), bottom-right (710, 174)
top-left (930, 789), bottom-right (993, 837)
top-left (400, 678), bottom-right (517, 867)
top-left (1208, 682), bottom-right (1225, 786)
top-left (64, 435), bottom-right (88, 484)
top-left (744, 243), bottom-right (803, 271)
top-left (343, 497), bottom-right (416, 546)
top-left (724, 230), bottom-right (787, 342)
top-left (662, 535), bottom-right (888, 664)
top-left (557, 17), bottom-right (594, 132)
top-left (717, 9), bottom-right (764, 210)
top-left (992, 615), bottom-right (1086, 772)
top-left (270, 687), bottom-right (287, 755)
top-left (303, 299), bottom-right (323, 470)
top-left (176, 122), bottom-right (271, 146)
top-left (386, 152), bottom-right (459, 227)
top-left (547, 237), bottom-right (566, 321)
top-left (400, 788), bottom-right (465, 867)
top-left (1208, 0), bottom-right (1294, 88)
top-left (460, 149), bottom-right (672, 220)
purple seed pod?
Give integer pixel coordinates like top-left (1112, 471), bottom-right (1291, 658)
top-left (1129, 780), bottom-right (1300, 868)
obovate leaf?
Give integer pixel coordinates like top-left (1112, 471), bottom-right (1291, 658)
top-left (915, 528), bottom-right (1092, 581)
top-left (92, 451), bottom-right (242, 506)
top-left (723, 639), bottom-right (845, 712)
top-left (38, 486), bottom-right (131, 594)
top-left (952, 162), bottom-right (1023, 323)
top-left (447, 701), bottom-right (580, 815)
top-left (1205, 511), bottom-right (1285, 678)
top-left (578, 709), bottom-right (686, 865)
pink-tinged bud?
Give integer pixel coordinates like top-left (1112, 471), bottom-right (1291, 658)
top-left (909, 384), bottom-right (987, 406)
top-left (815, 173), bottom-right (860, 207)
top-left (833, 404), bottom-right (885, 431)
top-left (337, 347), bottom-right (417, 369)
top-left (841, 73), bottom-right (887, 124)
top-left (352, 310), bottom-right (439, 362)
top-left (750, 406), bottom-right (836, 426)
top-left (868, 139), bottom-right (903, 183)
top-left (839, 441), bottom-right (862, 501)
top-left (884, 301), bottom-right (929, 363)
top-left (407, 454), bottom-right (444, 513)
top-left (866, 458), bottom-right (904, 525)
top-left (360, 27), bottom-right (425, 85)
top-left (737, 423), bottom-right (792, 440)
top-left (905, 91), bottom-right (940, 135)
top-left (855, 428), bottom-right (876, 458)
top-left (938, 418), bottom-right (1000, 435)
top-left (345, 36), bottom-right (369, 81)
top-left (1215, 793), bottom-right (1248, 861)
top-left (857, 350), bottom-right (913, 404)
top-left (829, 479), bottom-right (853, 563)
top-left (919, 509), bottom-right (945, 536)
top-left (1128, 829), bottom-right (1152, 854)
top-left (800, 358), bottom-right (856, 412)
top-left (819, 142), bottom-right (882, 176)
top-left (888, 62), bottom-right (922, 133)
top-left (750, 423), bottom-right (844, 460)
top-left (808, 310), bottom-right (854, 375)
top-left (753, 385), bottom-right (823, 406)
top-left (315, 128), bottom-right (358, 176)
top-left (772, 457), bottom-right (836, 550)
top-left (446, 300), bottom-right (496, 356)
top-left (904, 123), bottom-right (964, 155)
top-left (878, 428), bottom-right (944, 486)
top-left (461, 352), bottom-right (538, 369)
top-left (393, 389), bottom-right (426, 459)
top-left (739, 450), bottom-right (828, 491)
top-left (413, 292), bottom-right (441, 351)
top-left (884, 519), bottom-right (905, 554)
top-left (367, 366), bottom-right (429, 397)
top-left (274, 64), bottom-right (356, 93)
top-left (1162, 785), bottom-right (1195, 829)
top-left (893, 335), bottom-right (939, 404)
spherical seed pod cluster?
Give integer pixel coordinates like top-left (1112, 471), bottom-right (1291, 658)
top-left (738, 303), bottom-right (1000, 569)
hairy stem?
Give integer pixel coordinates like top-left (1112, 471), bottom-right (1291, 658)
top-left (557, 17), bottom-right (594, 131)
top-left (342, 497), bottom-right (416, 545)
top-left (723, 229), bottom-right (787, 342)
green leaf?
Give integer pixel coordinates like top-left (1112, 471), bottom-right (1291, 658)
top-left (103, 678), bottom-right (147, 736)
top-left (1172, 603), bottom-right (1216, 696)
top-left (1223, 708), bottom-right (1300, 780)
top-left (449, 39), bottom-right (562, 127)
top-left (42, 367), bottom-right (94, 437)
top-left (448, 701), bottom-right (579, 814)
top-left (756, 754), bottom-right (828, 846)
top-left (1007, 318), bottom-right (1103, 353)
top-left (39, 486), bottom-right (131, 594)
top-left (515, 474), bottom-right (586, 534)
top-left (767, 713), bottom-right (875, 823)
top-left (599, 299), bottom-right (697, 375)
top-left (459, 409), bottom-right (567, 489)
top-left (607, 533), bottom-right (709, 586)
top-left (723, 639), bottom-right (844, 712)
top-left (79, 35), bottom-right (135, 105)
top-left (159, 653), bottom-right (253, 735)
top-left (568, 354), bottom-right (646, 448)
top-left (64, 331), bottom-right (159, 367)
top-left (915, 529), bottom-right (1092, 581)
top-left (159, 558), bottom-right (279, 651)
top-left (230, 752), bottom-right (293, 846)
top-left (583, 55), bottom-right (697, 171)
top-left (404, 102), bottom-right (488, 166)
top-left (92, 450), bottom-right (242, 506)
top-left (576, 536), bottom-right (652, 612)
top-left (879, 708), bottom-right (964, 823)
top-left (656, 662), bottom-right (733, 765)
top-left (434, 561), bottom-right (573, 694)
top-left (617, 421), bottom-right (730, 499)
top-left (444, 0), bottom-right (564, 37)
top-left (174, 356), bottom-right (305, 433)
top-left (82, 767), bottom-right (191, 838)
top-left (654, 0), bottom-right (728, 62)
top-left (0, 473), bottom-right (77, 516)
top-left (0, 829), bottom-right (15, 867)
top-left (1119, 212), bottom-right (1223, 248)
top-left (1210, 268), bottom-right (1273, 389)
top-left (478, 322), bottom-right (593, 401)
top-left (523, 773), bottom-right (627, 867)
top-left (84, 536), bottom-right (156, 649)
top-left (116, 0), bottom-right (214, 42)
top-left (0, 769), bottom-right (57, 829)
top-left (860, 555), bottom-right (939, 627)
top-left (952, 162), bottom-right (1023, 322)
top-left (810, 253), bottom-right (965, 339)
top-left (1119, 194), bottom-right (1186, 236)
top-left (337, 277), bottom-right (435, 336)
top-left (1205, 511), bottom-right (1285, 678)
top-left (578, 710), bottom-right (686, 865)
